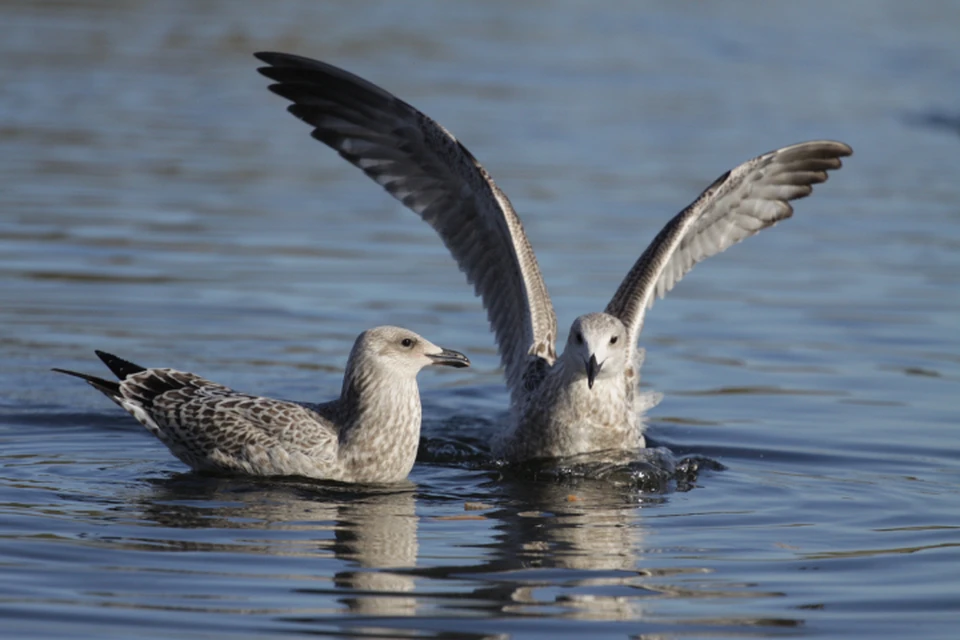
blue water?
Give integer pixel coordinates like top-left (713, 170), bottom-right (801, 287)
top-left (1, 1), bottom-right (958, 638)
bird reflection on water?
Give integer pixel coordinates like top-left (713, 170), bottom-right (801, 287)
top-left (129, 467), bottom-right (796, 630)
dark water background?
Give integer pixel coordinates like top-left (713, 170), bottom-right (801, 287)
top-left (1, 1), bottom-right (958, 638)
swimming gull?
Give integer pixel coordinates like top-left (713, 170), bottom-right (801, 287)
top-left (54, 326), bottom-right (470, 482)
top-left (255, 52), bottom-right (852, 462)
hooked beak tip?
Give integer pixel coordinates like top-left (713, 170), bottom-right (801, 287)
top-left (586, 353), bottom-right (600, 389)
top-left (427, 347), bottom-right (470, 369)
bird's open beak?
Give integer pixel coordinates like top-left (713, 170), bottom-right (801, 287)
top-left (586, 354), bottom-right (601, 389)
top-left (426, 347), bottom-right (471, 368)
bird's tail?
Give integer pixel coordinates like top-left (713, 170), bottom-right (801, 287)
top-left (51, 368), bottom-right (121, 399)
top-left (95, 350), bottom-right (146, 379)
top-left (53, 350), bottom-right (147, 401)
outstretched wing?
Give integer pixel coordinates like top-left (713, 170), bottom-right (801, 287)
top-left (255, 52), bottom-right (558, 404)
top-left (605, 140), bottom-right (852, 347)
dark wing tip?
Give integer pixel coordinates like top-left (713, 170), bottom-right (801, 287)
top-left (805, 140), bottom-right (853, 156)
top-left (95, 350), bottom-right (146, 380)
top-left (832, 141), bottom-right (854, 156)
top-left (775, 141), bottom-right (853, 170)
top-left (255, 51), bottom-right (317, 83)
top-left (788, 140), bottom-right (853, 160)
top-left (265, 81), bottom-right (312, 103)
top-left (255, 51), bottom-right (401, 113)
top-left (52, 367), bottom-right (122, 398)
top-left (254, 51), bottom-right (311, 67)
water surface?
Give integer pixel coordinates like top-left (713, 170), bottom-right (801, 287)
top-left (1, 1), bottom-right (958, 638)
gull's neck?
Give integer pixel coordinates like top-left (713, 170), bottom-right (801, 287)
top-left (336, 362), bottom-right (422, 481)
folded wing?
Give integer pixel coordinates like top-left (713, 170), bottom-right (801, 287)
top-left (120, 368), bottom-right (339, 468)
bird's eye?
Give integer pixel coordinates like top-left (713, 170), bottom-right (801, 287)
top-left (401, 338), bottom-right (414, 348)
top-left (610, 336), bottom-right (618, 345)
top-left (575, 332), bottom-right (583, 345)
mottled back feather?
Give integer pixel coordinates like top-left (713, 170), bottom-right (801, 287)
top-left (120, 368), bottom-right (339, 456)
top-left (55, 362), bottom-right (339, 472)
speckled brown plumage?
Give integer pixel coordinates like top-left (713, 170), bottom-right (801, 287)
top-left (55, 326), bottom-right (469, 482)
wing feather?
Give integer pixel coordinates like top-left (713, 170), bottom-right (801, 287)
top-left (256, 52), bottom-right (557, 403)
top-left (606, 140), bottom-right (852, 347)
top-left (119, 369), bottom-right (338, 469)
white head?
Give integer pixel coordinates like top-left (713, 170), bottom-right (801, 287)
top-left (561, 313), bottom-right (629, 389)
top-left (347, 326), bottom-right (470, 380)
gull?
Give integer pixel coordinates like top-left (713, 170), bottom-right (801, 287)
top-left (54, 326), bottom-right (469, 482)
top-left (255, 51), bottom-right (852, 462)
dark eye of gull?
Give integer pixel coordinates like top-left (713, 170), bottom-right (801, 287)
top-left (401, 338), bottom-right (414, 348)
top-left (610, 336), bottom-right (618, 345)
top-left (575, 332), bottom-right (583, 345)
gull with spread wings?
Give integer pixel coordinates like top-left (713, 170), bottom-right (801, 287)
top-left (255, 52), bottom-right (852, 462)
